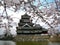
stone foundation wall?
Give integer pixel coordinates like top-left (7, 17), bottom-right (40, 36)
top-left (14, 35), bottom-right (49, 41)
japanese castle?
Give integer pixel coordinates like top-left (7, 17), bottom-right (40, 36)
top-left (16, 14), bottom-right (48, 35)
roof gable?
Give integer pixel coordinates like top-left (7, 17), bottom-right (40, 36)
top-left (21, 23), bottom-right (32, 28)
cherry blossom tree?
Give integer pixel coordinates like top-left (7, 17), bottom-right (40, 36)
top-left (0, 0), bottom-right (60, 36)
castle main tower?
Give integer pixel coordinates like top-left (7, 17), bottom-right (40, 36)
top-left (16, 14), bottom-right (47, 34)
